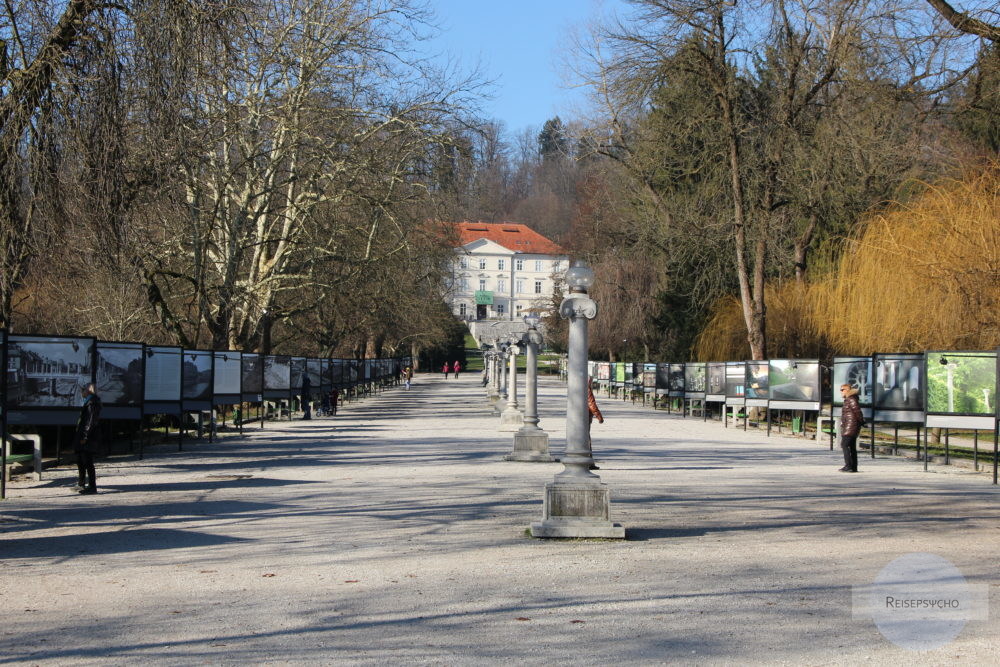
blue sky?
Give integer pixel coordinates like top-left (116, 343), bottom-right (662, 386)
top-left (426, 0), bottom-right (625, 134)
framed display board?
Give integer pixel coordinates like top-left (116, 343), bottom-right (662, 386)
top-left (322, 358), bottom-right (334, 391)
top-left (263, 355), bottom-right (291, 399)
top-left (348, 359), bottom-right (360, 385)
top-left (331, 359), bottom-right (344, 390)
top-left (6, 335), bottom-right (96, 426)
top-left (623, 362), bottom-right (634, 384)
top-left (96, 341), bottom-right (144, 420)
top-left (706, 362), bottom-right (726, 402)
top-left (924, 351), bottom-right (997, 430)
top-left (613, 362), bottom-right (625, 384)
top-left (668, 363), bottom-right (685, 397)
top-left (873, 353), bottom-right (924, 423)
top-left (725, 362), bottom-right (746, 406)
top-left (643, 363), bottom-right (656, 391)
top-left (213, 351), bottom-right (242, 404)
top-left (832, 356), bottom-right (873, 419)
top-left (144, 345), bottom-right (182, 415)
top-left (182, 349), bottom-right (214, 411)
top-left (241, 353), bottom-right (263, 402)
top-left (768, 359), bottom-right (821, 411)
top-left (596, 362), bottom-right (610, 381)
top-left (363, 359), bottom-right (372, 381)
top-left (655, 363), bottom-right (670, 393)
top-left (684, 362), bottom-right (707, 399)
top-left (745, 361), bottom-right (769, 408)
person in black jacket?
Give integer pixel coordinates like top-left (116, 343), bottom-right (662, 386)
top-left (74, 383), bottom-right (102, 494)
top-left (839, 384), bottom-right (864, 473)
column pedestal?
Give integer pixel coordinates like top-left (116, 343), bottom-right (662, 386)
top-left (530, 482), bottom-right (625, 538)
top-left (505, 429), bottom-right (555, 462)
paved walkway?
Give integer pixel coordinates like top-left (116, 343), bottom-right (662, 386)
top-left (1, 374), bottom-right (998, 665)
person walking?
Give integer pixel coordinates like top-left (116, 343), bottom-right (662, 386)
top-left (74, 383), bottom-right (102, 494)
top-left (587, 377), bottom-right (604, 470)
top-left (404, 366), bottom-right (412, 390)
top-left (442, 362), bottom-right (449, 379)
top-left (839, 383), bottom-right (864, 472)
top-left (453, 361), bottom-right (461, 378)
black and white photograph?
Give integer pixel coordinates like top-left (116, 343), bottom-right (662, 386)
top-left (144, 346), bottom-right (182, 402)
top-left (668, 363), bottom-right (685, 393)
top-left (96, 342), bottom-right (143, 406)
top-left (726, 362), bottom-right (745, 398)
top-left (264, 355), bottom-right (291, 391)
top-left (874, 354), bottom-right (923, 411)
top-left (707, 362), bottom-right (726, 396)
top-left (182, 350), bottom-right (213, 402)
top-left (685, 363), bottom-right (706, 393)
top-left (745, 361), bottom-right (769, 399)
top-left (833, 357), bottom-right (872, 406)
top-left (213, 352), bottom-right (242, 396)
top-left (768, 360), bottom-right (820, 402)
top-left (290, 358), bottom-right (306, 391)
top-left (7, 336), bottom-right (94, 408)
top-left (242, 354), bottom-right (263, 394)
top-left (655, 363), bottom-right (670, 390)
top-left (306, 359), bottom-right (322, 388)
top-left (331, 359), bottom-right (344, 387)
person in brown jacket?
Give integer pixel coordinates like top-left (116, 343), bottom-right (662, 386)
top-left (839, 383), bottom-right (864, 472)
top-left (587, 378), bottom-right (603, 470)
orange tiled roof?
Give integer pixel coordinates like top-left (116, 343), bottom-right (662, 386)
top-left (455, 222), bottom-right (566, 255)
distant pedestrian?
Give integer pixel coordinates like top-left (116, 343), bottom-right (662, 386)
top-left (74, 383), bottom-right (102, 494)
top-left (587, 377), bottom-right (604, 470)
top-left (404, 366), bottom-right (412, 390)
top-left (330, 388), bottom-right (340, 416)
top-left (301, 373), bottom-right (312, 420)
top-left (442, 362), bottom-right (449, 379)
top-left (453, 361), bottom-right (461, 378)
top-left (838, 384), bottom-right (864, 472)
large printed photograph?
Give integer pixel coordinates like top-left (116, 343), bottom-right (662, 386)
top-left (241, 354), bottom-right (263, 394)
top-left (264, 355), bottom-right (291, 391)
top-left (874, 354), bottom-right (923, 411)
top-left (725, 362), bottom-right (745, 398)
top-left (685, 363), bottom-right (706, 393)
top-left (707, 363), bottom-right (726, 396)
top-left (182, 350), bottom-right (213, 402)
top-left (668, 363), bottom-right (685, 393)
top-left (745, 361), bottom-right (769, 399)
top-left (7, 336), bottom-right (94, 408)
top-left (768, 360), bottom-right (820, 402)
top-left (96, 342), bottom-right (143, 406)
top-left (925, 352), bottom-right (996, 415)
top-left (213, 352), bottom-right (242, 395)
top-left (833, 357), bottom-right (872, 406)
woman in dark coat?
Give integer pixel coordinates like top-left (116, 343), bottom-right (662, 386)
top-left (74, 383), bottom-right (102, 494)
top-left (839, 384), bottom-right (864, 473)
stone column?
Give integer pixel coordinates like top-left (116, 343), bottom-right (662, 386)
top-left (506, 326), bottom-right (553, 461)
top-left (499, 342), bottom-right (524, 431)
top-left (531, 262), bottom-right (624, 539)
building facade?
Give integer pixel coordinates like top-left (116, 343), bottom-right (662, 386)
top-left (449, 222), bottom-right (568, 321)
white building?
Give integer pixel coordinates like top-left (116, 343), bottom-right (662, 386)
top-left (449, 222), bottom-right (568, 321)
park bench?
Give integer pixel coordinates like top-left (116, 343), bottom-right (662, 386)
top-left (2, 434), bottom-right (43, 482)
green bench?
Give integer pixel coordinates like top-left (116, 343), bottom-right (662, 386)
top-left (3, 434), bottom-right (43, 482)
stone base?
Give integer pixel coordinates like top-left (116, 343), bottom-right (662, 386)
top-left (498, 409), bottom-right (524, 431)
top-left (504, 430), bottom-right (554, 462)
top-left (529, 482), bottom-right (625, 539)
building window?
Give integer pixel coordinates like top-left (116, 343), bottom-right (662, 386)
top-left (459, 278), bottom-right (468, 290)
top-left (516, 279), bottom-right (525, 294)
top-left (516, 259), bottom-right (524, 271)
top-left (459, 303), bottom-right (467, 316)
top-left (535, 260), bottom-right (543, 272)
top-left (552, 260), bottom-right (562, 272)
top-left (515, 304), bottom-right (523, 315)
top-left (498, 258), bottom-right (506, 271)
top-left (479, 279), bottom-right (487, 291)
top-left (496, 303), bottom-right (505, 315)
top-left (478, 258), bottom-right (487, 270)
top-left (497, 279), bottom-right (507, 293)
top-left (459, 257), bottom-right (468, 269)
top-left (534, 280), bottom-right (543, 294)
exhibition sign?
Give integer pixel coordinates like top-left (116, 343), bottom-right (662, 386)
top-left (213, 351), bottom-right (242, 404)
top-left (290, 357), bottom-right (305, 393)
top-left (655, 363), bottom-right (670, 393)
top-left (597, 362), bottom-right (610, 381)
top-left (96, 341), bottom-right (144, 419)
top-left (6, 334), bottom-right (95, 425)
top-left (144, 345), bottom-right (182, 415)
top-left (832, 356), bottom-right (873, 419)
top-left (768, 359), bottom-right (821, 411)
top-left (668, 363), bottom-right (686, 397)
top-left (643, 363), bottom-right (656, 390)
top-left (684, 362), bottom-right (707, 398)
top-left (306, 359), bottom-right (321, 390)
top-left (725, 362), bottom-right (746, 406)
top-left (241, 353), bottom-right (263, 400)
top-left (182, 350), bottom-right (214, 410)
top-left (614, 362), bottom-right (626, 384)
top-left (263, 355), bottom-right (291, 398)
top-left (924, 351), bottom-right (998, 430)
top-left (873, 353), bottom-right (924, 423)
top-left (706, 362), bottom-right (726, 402)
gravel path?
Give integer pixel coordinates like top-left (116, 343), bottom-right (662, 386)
top-left (1, 373), bottom-right (998, 665)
